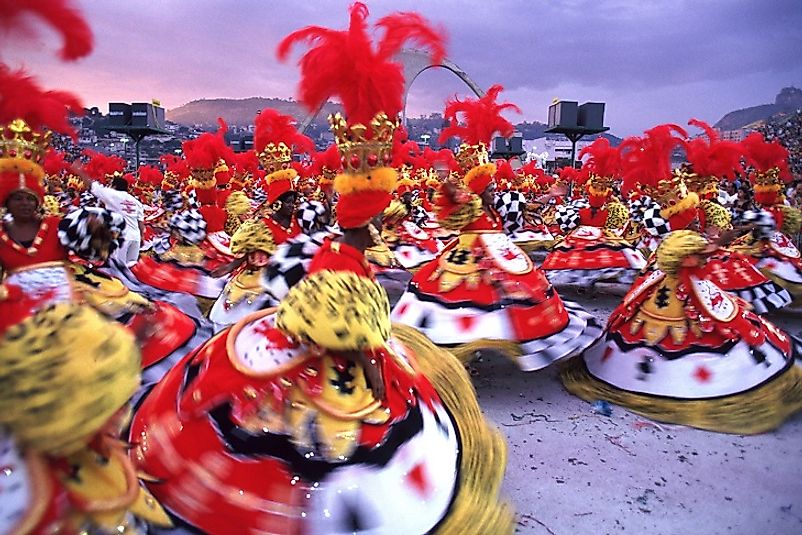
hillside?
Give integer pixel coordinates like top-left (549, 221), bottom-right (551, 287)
top-left (167, 97), bottom-right (622, 143)
top-left (714, 86), bottom-right (802, 130)
top-left (166, 97), bottom-right (341, 127)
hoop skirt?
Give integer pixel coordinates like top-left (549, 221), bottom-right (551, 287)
top-left (561, 231), bottom-right (802, 434)
top-left (392, 212), bottom-right (601, 370)
top-left (130, 312), bottom-right (512, 534)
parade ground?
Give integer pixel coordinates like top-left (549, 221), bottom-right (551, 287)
top-left (473, 293), bottom-right (802, 535)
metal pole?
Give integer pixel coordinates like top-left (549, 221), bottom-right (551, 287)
top-left (135, 136), bottom-right (141, 171)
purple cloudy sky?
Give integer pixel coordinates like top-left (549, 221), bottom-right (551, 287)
top-left (5, 0), bottom-right (802, 136)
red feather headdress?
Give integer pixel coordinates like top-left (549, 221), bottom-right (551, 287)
top-left (438, 84), bottom-right (520, 147)
top-left (620, 124), bottom-right (697, 226)
top-left (252, 109), bottom-right (313, 204)
top-left (0, 0), bottom-right (93, 61)
top-left (438, 84), bottom-right (520, 194)
top-left (277, 2), bottom-right (447, 228)
top-left (684, 119), bottom-right (744, 197)
top-left (741, 131), bottom-right (791, 183)
top-left (81, 149), bottom-right (126, 182)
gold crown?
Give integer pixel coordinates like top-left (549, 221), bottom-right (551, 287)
top-left (642, 170), bottom-right (687, 206)
top-left (329, 112), bottom-right (397, 174)
top-left (455, 142), bottom-right (490, 172)
top-left (682, 170), bottom-right (719, 196)
top-left (1, 119), bottom-right (51, 167)
top-left (257, 142), bottom-right (293, 173)
top-left (189, 168), bottom-right (216, 188)
top-left (752, 167), bottom-right (782, 189)
top-left (643, 169), bottom-right (699, 217)
top-left (162, 171), bottom-right (181, 189)
top-left (587, 174), bottom-right (615, 196)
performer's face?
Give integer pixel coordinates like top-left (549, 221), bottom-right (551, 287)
top-left (6, 190), bottom-right (39, 220)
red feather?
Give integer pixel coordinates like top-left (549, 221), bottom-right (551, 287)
top-left (137, 165), bottom-right (163, 185)
top-left (375, 11), bottom-right (446, 65)
top-left (578, 137), bottom-right (621, 179)
top-left (232, 151), bottom-right (260, 175)
top-left (620, 124), bottom-right (687, 194)
top-left (685, 120), bottom-right (744, 180)
top-left (182, 118), bottom-right (235, 170)
top-left (43, 149), bottom-right (70, 175)
top-left (81, 149), bottom-right (125, 180)
top-left (391, 135), bottom-right (420, 168)
top-left (277, 2), bottom-right (447, 127)
top-left (494, 159), bottom-right (516, 182)
top-left (0, 0), bottom-right (93, 61)
top-left (742, 132), bottom-right (792, 181)
top-left (438, 84), bottom-right (521, 145)
top-left (0, 66), bottom-right (83, 138)
top-left (253, 108), bottom-right (314, 155)
top-left (311, 145), bottom-right (343, 175)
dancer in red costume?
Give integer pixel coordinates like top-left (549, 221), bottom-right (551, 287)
top-left (734, 132), bottom-right (802, 310)
top-left (131, 125), bottom-right (236, 304)
top-left (0, 3), bottom-right (176, 531)
top-left (131, 5), bottom-right (511, 533)
top-left (542, 138), bottom-right (646, 293)
top-left (682, 120), bottom-right (792, 314)
top-left (209, 109), bottom-right (314, 328)
top-left (561, 125), bottom-right (802, 434)
top-left (0, 70), bottom-right (200, 383)
top-left (392, 86), bottom-right (601, 370)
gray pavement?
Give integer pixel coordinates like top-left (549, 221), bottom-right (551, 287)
top-left (471, 293), bottom-right (802, 535)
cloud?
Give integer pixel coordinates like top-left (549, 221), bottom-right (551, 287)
top-left (3, 0), bottom-right (800, 136)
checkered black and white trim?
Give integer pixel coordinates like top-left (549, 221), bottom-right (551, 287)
top-left (161, 190), bottom-right (185, 213)
top-left (545, 267), bottom-right (637, 289)
top-left (168, 207), bottom-right (207, 245)
top-left (410, 204), bottom-right (429, 227)
top-left (730, 281), bottom-right (792, 314)
top-left (260, 231), bottom-right (330, 301)
top-left (494, 191), bottom-right (526, 233)
top-left (628, 196), bottom-right (656, 224)
top-left (78, 191), bottom-right (97, 207)
top-left (518, 301), bottom-right (603, 371)
top-left (58, 206), bottom-right (126, 263)
top-left (554, 203), bottom-right (581, 233)
top-left (736, 209), bottom-right (776, 239)
top-left (252, 186), bottom-right (267, 205)
top-left (296, 200), bottom-right (330, 234)
top-left (642, 205), bottom-right (671, 237)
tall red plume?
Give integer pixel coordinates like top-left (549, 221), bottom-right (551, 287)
top-left (277, 2), bottom-right (447, 126)
top-left (620, 124), bottom-right (687, 195)
top-left (578, 137), bottom-right (621, 178)
top-left (688, 118), bottom-right (719, 143)
top-left (311, 145), bottom-right (343, 175)
top-left (557, 166), bottom-right (579, 184)
top-left (0, 0), bottom-right (93, 61)
top-left (160, 154), bottom-right (190, 180)
top-left (137, 165), bottom-right (163, 185)
top-left (81, 149), bottom-right (125, 180)
top-left (0, 66), bottom-right (83, 137)
top-left (43, 149), bottom-right (70, 175)
top-left (494, 159), bottom-right (516, 182)
top-left (232, 151), bottom-right (260, 175)
top-left (685, 119), bottom-right (744, 181)
top-left (438, 84), bottom-right (521, 145)
top-left (519, 160), bottom-right (537, 176)
top-left (741, 132), bottom-right (792, 181)
top-left (182, 118), bottom-right (235, 170)
top-left (430, 148), bottom-right (459, 171)
top-left (391, 130), bottom-right (420, 168)
top-left (253, 108), bottom-right (314, 155)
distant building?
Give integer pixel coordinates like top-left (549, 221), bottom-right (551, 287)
top-left (523, 134), bottom-right (596, 167)
top-left (716, 127), bottom-right (755, 142)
